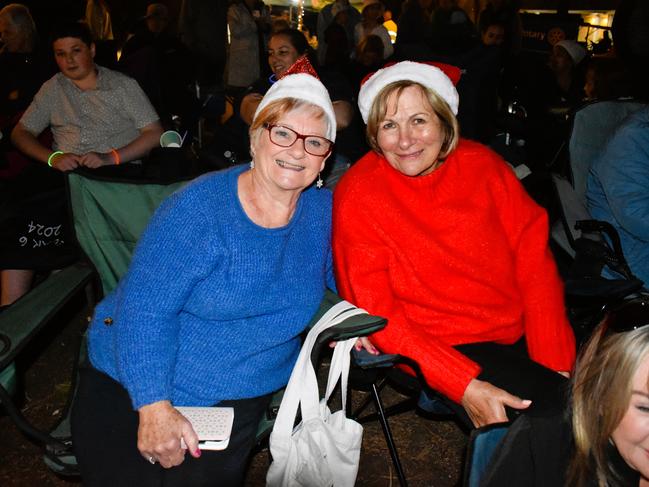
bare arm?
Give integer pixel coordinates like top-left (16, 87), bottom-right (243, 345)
top-left (240, 93), bottom-right (263, 125)
top-left (12, 122), bottom-right (57, 164)
top-left (80, 121), bottom-right (164, 168)
top-left (11, 123), bottom-right (80, 171)
top-left (333, 100), bottom-right (353, 131)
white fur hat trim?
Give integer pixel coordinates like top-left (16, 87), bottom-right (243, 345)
top-left (358, 61), bottom-right (459, 123)
top-left (253, 73), bottom-right (337, 142)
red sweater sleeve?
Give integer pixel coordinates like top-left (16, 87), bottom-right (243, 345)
top-left (494, 164), bottom-right (576, 372)
top-left (333, 194), bottom-right (481, 404)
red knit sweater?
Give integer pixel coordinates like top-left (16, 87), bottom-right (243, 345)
top-left (333, 140), bottom-right (576, 404)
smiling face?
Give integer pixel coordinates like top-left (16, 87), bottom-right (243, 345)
top-left (376, 85), bottom-right (446, 177)
top-left (611, 353), bottom-right (649, 481)
top-left (251, 104), bottom-right (329, 193)
top-left (268, 34), bottom-right (301, 77)
top-left (53, 37), bottom-right (96, 83)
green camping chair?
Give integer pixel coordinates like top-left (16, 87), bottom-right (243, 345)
top-left (0, 166), bottom-right (187, 473)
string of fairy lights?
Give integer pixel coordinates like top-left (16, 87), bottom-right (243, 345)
top-left (296, 0), bottom-right (305, 31)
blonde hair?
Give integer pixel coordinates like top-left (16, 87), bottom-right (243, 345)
top-left (365, 80), bottom-right (459, 158)
top-left (568, 319), bottom-right (649, 487)
top-left (249, 98), bottom-right (328, 158)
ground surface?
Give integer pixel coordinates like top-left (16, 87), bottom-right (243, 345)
top-left (0, 299), bottom-right (467, 486)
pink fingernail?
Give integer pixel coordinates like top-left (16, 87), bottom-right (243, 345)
top-left (195, 449), bottom-right (201, 457)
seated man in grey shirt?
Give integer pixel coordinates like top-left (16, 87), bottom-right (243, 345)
top-left (5, 21), bottom-right (162, 305)
top-left (11, 20), bottom-right (163, 172)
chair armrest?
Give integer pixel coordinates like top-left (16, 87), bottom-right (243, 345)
top-left (353, 349), bottom-right (401, 368)
top-left (575, 219), bottom-right (635, 279)
top-left (0, 262), bottom-right (94, 371)
top-left (309, 289), bottom-right (387, 367)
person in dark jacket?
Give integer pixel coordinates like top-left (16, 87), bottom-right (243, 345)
top-left (484, 296), bottom-right (649, 487)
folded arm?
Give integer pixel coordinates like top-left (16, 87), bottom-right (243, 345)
top-left (79, 121), bottom-right (163, 168)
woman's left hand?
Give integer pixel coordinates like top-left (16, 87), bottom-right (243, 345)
top-left (137, 400), bottom-right (201, 468)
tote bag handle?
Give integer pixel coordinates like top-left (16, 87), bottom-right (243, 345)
top-left (270, 302), bottom-right (367, 441)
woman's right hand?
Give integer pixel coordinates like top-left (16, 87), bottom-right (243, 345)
top-left (137, 400), bottom-right (201, 468)
top-left (461, 379), bottom-right (532, 428)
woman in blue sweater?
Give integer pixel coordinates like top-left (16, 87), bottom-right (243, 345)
top-left (71, 69), bottom-right (337, 486)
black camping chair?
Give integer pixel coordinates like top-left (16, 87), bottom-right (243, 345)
top-left (551, 174), bottom-right (645, 344)
top-left (348, 349), bottom-right (509, 487)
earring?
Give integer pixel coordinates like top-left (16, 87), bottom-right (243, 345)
top-left (250, 160), bottom-right (255, 169)
top-left (316, 173), bottom-right (323, 189)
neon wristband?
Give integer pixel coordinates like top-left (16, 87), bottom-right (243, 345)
top-left (110, 148), bottom-right (121, 165)
top-left (47, 151), bottom-right (64, 167)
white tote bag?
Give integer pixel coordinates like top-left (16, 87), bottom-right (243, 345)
top-left (266, 301), bottom-right (366, 487)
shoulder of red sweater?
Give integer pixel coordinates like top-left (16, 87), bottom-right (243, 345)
top-left (451, 139), bottom-right (515, 176)
top-left (334, 151), bottom-right (382, 198)
top-left (453, 138), bottom-right (502, 161)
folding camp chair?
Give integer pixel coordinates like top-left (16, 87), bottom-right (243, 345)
top-left (348, 350), bottom-right (501, 487)
top-left (551, 174), bottom-right (645, 343)
top-left (254, 290), bottom-right (387, 447)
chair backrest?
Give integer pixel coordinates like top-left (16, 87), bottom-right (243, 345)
top-left (68, 172), bottom-right (187, 295)
top-left (568, 99), bottom-right (644, 203)
top-left (551, 174), bottom-right (594, 258)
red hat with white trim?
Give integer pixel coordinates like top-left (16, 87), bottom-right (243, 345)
top-left (358, 61), bottom-right (461, 123)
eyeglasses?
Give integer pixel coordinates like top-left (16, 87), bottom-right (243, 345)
top-left (603, 297), bottom-right (649, 334)
top-left (264, 124), bottom-right (333, 157)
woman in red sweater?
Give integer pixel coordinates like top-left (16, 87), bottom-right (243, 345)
top-left (333, 61), bottom-right (576, 428)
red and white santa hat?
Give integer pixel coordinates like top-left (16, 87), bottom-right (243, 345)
top-left (253, 56), bottom-right (337, 141)
top-left (357, 61), bottom-right (461, 123)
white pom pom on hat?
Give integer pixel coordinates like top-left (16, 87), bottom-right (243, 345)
top-left (357, 61), bottom-right (462, 123)
top-left (253, 73), bottom-right (337, 142)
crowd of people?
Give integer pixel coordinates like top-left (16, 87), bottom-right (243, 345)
top-left (1, 0), bottom-right (649, 486)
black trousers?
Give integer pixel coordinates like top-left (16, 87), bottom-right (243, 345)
top-left (71, 367), bottom-right (272, 487)
top-left (449, 339), bottom-right (570, 429)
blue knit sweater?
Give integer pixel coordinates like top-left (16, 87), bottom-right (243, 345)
top-left (88, 164), bottom-right (335, 409)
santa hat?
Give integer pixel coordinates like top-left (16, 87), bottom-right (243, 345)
top-left (555, 40), bottom-right (587, 65)
top-left (254, 57), bottom-right (337, 141)
top-left (358, 61), bottom-right (461, 123)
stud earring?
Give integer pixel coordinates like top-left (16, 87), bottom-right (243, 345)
top-left (250, 160), bottom-right (255, 169)
top-left (316, 173), bottom-right (323, 189)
